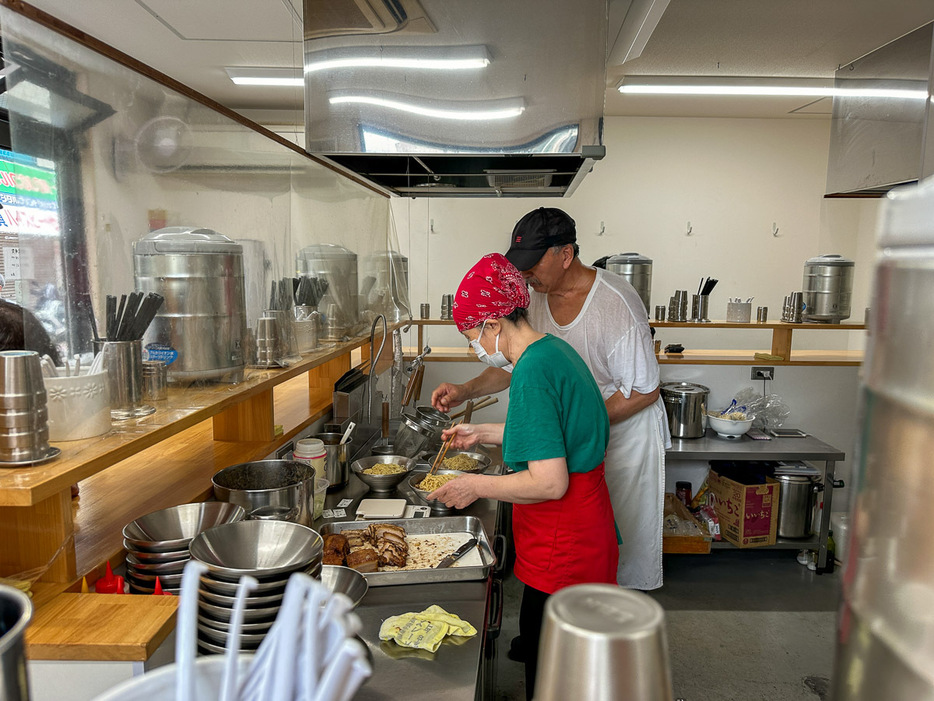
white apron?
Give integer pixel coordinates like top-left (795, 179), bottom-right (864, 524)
top-left (605, 400), bottom-right (666, 590)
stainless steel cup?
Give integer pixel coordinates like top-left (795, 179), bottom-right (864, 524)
top-left (420, 303), bottom-right (430, 319)
top-left (313, 432), bottom-right (350, 490)
top-left (757, 306), bottom-right (768, 323)
top-left (654, 305), bottom-right (665, 322)
top-left (93, 340), bottom-right (155, 420)
top-left (255, 316), bottom-right (281, 364)
top-left (0, 584), bottom-right (33, 701)
top-left (535, 584), bottom-right (673, 701)
top-left (790, 291), bottom-right (804, 323)
top-left (0, 350), bottom-right (52, 463)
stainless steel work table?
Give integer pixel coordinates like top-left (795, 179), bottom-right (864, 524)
top-left (317, 458), bottom-right (504, 701)
top-left (666, 428), bottom-right (846, 568)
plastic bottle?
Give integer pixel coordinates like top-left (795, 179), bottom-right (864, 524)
top-left (293, 438), bottom-right (327, 481)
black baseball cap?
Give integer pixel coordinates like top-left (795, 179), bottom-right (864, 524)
top-left (504, 208), bottom-right (577, 271)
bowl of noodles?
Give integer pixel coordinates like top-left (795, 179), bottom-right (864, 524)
top-left (351, 455), bottom-right (418, 493)
top-left (416, 450), bottom-right (491, 473)
top-left (407, 470), bottom-right (464, 512)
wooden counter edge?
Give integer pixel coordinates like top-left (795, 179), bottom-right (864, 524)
top-left (25, 592), bottom-right (178, 662)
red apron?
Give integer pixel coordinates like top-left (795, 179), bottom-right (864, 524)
top-left (512, 463), bottom-right (619, 595)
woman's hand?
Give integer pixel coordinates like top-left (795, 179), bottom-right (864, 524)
top-left (428, 474), bottom-right (482, 509)
top-left (440, 423), bottom-right (482, 449)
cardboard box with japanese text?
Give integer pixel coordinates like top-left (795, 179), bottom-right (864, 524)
top-left (706, 467), bottom-right (780, 548)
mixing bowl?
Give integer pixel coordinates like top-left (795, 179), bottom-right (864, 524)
top-left (320, 565), bottom-right (368, 608)
top-left (707, 414), bottom-right (754, 439)
top-left (407, 469), bottom-right (464, 513)
top-left (351, 455), bottom-right (418, 493)
top-left (189, 520), bottom-right (323, 579)
top-left (123, 502), bottom-right (246, 552)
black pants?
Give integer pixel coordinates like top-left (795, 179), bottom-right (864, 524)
top-left (519, 583), bottom-right (551, 701)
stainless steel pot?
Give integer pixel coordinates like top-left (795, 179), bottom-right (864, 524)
top-left (802, 254), bottom-right (854, 323)
top-left (361, 250), bottom-right (410, 323)
top-left (775, 474), bottom-right (819, 538)
top-left (134, 227), bottom-right (247, 383)
top-left (296, 243), bottom-right (360, 341)
top-left (0, 585), bottom-right (32, 701)
top-left (660, 382), bottom-right (709, 439)
top-left (212, 460), bottom-right (316, 526)
top-left (605, 252), bottom-right (652, 315)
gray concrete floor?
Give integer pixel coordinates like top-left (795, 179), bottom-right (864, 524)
top-left (492, 550), bottom-right (840, 700)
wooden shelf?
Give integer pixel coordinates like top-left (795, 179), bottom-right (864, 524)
top-left (26, 593), bottom-right (178, 661)
top-left (404, 318), bottom-right (866, 366)
top-left (0, 332), bottom-right (384, 508)
top-left (405, 346), bottom-right (863, 367)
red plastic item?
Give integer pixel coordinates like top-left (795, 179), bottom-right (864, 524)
top-left (94, 562), bottom-right (127, 594)
top-left (153, 578), bottom-right (173, 596)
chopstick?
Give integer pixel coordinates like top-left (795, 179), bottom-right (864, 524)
top-left (450, 395), bottom-right (498, 419)
top-left (430, 420), bottom-right (462, 475)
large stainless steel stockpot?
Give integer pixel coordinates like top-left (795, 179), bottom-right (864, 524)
top-left (212, 460), bottom-right (316, 526)
top-left (802, 254), bottom-right (854, 323)
top-left (660, 382), bottom-right (709, 439)
top-left (134, 227), bottom-right (247, 383)
top-left (605, 252), bottom-right (652, 315)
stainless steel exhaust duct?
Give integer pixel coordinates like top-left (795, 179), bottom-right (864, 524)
top-left (303, 0), bottom-right (608, 197)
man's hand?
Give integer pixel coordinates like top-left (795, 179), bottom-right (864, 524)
top-left (431, 382), bottom-right (469, 412)
top-left (439, 423), bottom-right (483, 450)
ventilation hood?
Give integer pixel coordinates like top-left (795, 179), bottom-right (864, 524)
top-left (302, 0), bottom-right (608, 197)
top-left (825, 22), bottom-right (934, 197)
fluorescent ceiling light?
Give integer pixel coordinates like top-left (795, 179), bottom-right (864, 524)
top-left (305, 45), bottom-right (491, 73)
top-left (226, 67), bottom-right (301, 86)
top-left (329, 92), bottom-right (525, 121)
top-left (618, 76), bottom-right (928, 100)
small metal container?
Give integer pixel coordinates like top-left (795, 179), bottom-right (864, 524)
top-left (535, 584), bottom-right (673, 701)
top-left (313, 432), bottom-right (350, 490)
top-left (440, 294), bottom-right (454, 320)
top-left (94, 340), bottom-right (156, 420)
top-left (420, 303), bottom-right (430, 319)
top-left (0, 584), bottom-right (33, 701)
top-left (654, 305), bottom-right (665, 322)
top-left (757, 306), bottom-right (768, 323)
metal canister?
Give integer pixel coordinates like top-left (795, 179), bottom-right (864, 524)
top-left (0, 585), bottom-right (33, 701)
top-left (296, 244), bottom-right (360, 341)
top-left (605, 252), bottom-right (652, 315)
top-left (134, 227), bottom-right (247, 383)
top-left (659, 382), bottom-right (709, 438)
top-left (802, 254), bottom-right (854, 322)
top-left (774, 474), bottom-right (819, 538)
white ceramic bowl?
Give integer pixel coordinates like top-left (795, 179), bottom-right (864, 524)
top-left (707, 414), bottom-right (754, 439)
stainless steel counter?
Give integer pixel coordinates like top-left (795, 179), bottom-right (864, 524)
top-left (317, 452), bottom-right (505, 701)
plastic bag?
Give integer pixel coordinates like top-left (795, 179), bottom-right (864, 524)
top-left (732, 387), bottom-right (791, 428)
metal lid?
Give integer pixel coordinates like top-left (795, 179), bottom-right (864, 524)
top-left (296, 243), bottom-right (357, 261)
top-left (606, 252), bottom-right (652, 265)
top-left (660, 381), bottom-right (709, 396)
top-left (546, 584), bottom-right (665, 639)
top-left (804, 254), bottom-right (853, 267)
top-left (774, 474), bottom-right (814, 484)
top-left (134, 227), bottom-right (242, 255)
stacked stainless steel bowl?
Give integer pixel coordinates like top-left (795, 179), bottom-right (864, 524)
top-left (122, 502), bottom-right (246, 594)
top-left (0, 350), bottom-right (57, 466)
top-left (189, 520), bottom-right (323, 654)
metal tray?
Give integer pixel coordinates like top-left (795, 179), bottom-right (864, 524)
top-left (320, 516), bottom-right (495, 586)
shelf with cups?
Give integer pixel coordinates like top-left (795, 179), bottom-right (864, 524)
top-left (0, 327), bottom-right (402, 613)
top-left (404, 319), bottom-right (866, 366)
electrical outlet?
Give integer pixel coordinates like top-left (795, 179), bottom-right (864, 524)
top-left (751, 366), bottom-right (774, 381)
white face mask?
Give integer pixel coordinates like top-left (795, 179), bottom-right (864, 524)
top-left (470, 321), bottom-right (513, 370)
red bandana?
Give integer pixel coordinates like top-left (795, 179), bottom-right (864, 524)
top-left (453, 253), bottom-right (530, 332)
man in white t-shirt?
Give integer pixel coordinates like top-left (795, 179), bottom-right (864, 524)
top-left (432, 208), bottom-right (671, 591)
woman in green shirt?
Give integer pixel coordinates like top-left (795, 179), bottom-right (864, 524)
top-left (428, 253), bottom-right (618, 700)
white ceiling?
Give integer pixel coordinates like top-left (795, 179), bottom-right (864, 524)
top-left (17, 0), bottom-right (934, 125)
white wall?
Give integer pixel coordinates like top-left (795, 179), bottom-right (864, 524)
top-left (396, 116), bottom-right (879, 510)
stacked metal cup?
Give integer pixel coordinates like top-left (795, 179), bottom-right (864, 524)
top-left (0, 351), bottom-right (54, 465)
top-left (440, 294), bottom-right (454, 320)
top-left (668, 290), bottom-right (688, 322)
